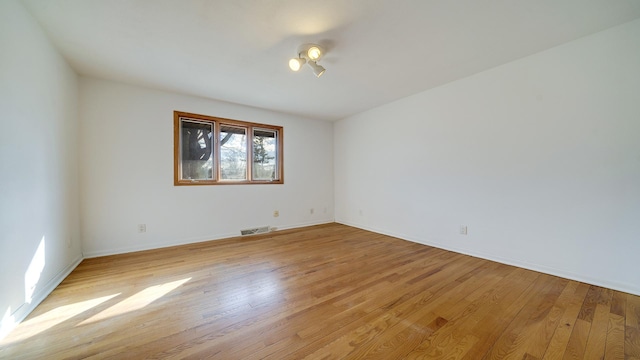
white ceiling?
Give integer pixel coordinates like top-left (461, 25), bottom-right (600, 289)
top-left (23, 0), bottom-right (640, 121)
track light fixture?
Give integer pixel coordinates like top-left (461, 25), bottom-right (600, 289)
top-left (307, 61), bottom-right (326, 78)
top-left (289, 43), bottom-right (326, 77)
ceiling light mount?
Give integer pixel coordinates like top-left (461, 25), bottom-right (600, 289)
top-left (289, 43), bottom-right (326, 77)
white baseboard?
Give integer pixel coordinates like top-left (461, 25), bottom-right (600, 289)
top-left (336, 220), bottom-right (640, 296)
top-left (270, 219), bottom-right (335, 232)
top-left (83, 219), bottom-right (335, 258)
top-left (1, 254), bottom-right (83, 341)
top-left (82, 232), bottom-right (239, 258)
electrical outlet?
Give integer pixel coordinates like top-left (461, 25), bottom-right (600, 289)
top-left (138, 224), bottom-right (147, 233)
top-left (273, 210), bottom-right (279, 217)
top-left (459, 225), bottom-right (468, 235)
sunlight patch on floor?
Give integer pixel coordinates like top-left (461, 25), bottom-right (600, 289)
top-left (1, 293), bottom-right (119, 345)
top-left (78, 277), bottom-right (191, 326)
top-left (0, 307), bottom-right (16, 341)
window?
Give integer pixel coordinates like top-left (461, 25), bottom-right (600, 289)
top-left (174, 111), bottom-right (283, 185)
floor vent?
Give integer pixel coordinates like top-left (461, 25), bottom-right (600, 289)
top-left (240, 226), bottom-right (270, 236)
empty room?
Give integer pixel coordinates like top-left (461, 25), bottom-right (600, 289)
top-left (1, 0), bottom-right (639, 359)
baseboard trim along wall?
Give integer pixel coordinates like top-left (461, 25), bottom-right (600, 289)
top-left (82, 220), bottom-right (335, 259)
top-left (1, 255), bottom-right (83, 341)
top-left (336, 220), bottom-right (640, 297)
top-left (9, 218), bottom-right (632, 343)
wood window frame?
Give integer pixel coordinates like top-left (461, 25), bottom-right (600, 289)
top-left (174, 111), bottom-right (284, 186)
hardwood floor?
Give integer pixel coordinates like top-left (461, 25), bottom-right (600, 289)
top-left (1, 223), bottom-right (639, 359)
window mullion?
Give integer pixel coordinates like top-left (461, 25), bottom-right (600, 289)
top-left (247, 126), bottom-right (253, 181)
top-left (212, 120), bottom-right (219, 181)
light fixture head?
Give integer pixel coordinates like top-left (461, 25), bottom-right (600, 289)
top-left (307, 61), bottom-right (326, 78)
top-left (297, 43), bottom-right (324, 61)
top-left (288, 57), bottom-right (306, 71)
top-left (307, 46), bottom-right (322, 60)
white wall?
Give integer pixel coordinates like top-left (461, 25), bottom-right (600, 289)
top-left (0, 0), bottom-right (83, 338)
top-left (79, 78), bottom-right (334, 257)
top-left (335, 19), bottom-right (640, 295)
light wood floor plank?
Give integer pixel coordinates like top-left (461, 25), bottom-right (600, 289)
top-left (583, 304), bottom-right (611, 360)
top-left (0, 223), bottom-right (638, 359)
top-left (563, 319), bottom-right (591, 360)
top-left (627, 294), bottom-right (640, 328)
top-left (626, 326), bottom-right (640, 360)
top-left (604, 313), bottom-right (625, 360)
top-left (541, 282), bottom-right (590, 360)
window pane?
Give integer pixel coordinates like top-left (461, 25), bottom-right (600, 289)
top-left (220, 125), bottom-right (247, 180)
top-left (174, 111), bottom-right (283, 186)
top-left (253, 129), bottom-right (278, 180)
top-left (180, 119), bottom-right (214, 180)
